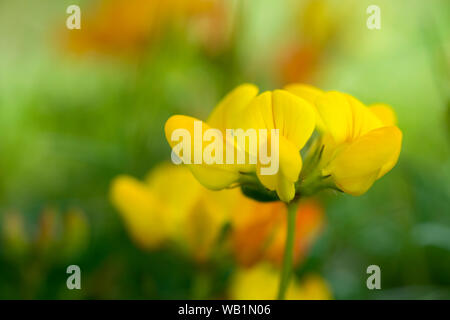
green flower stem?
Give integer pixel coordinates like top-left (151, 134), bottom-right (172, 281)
top-left (277, 200), bottom-right (299, 300)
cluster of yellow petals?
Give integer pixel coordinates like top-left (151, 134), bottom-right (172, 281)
top-left (165, 84), bottom-right (316, 202)
top-left (165, 83), bottom-right (402, 201)
top-left (110, 163), bottom-right (324, 267)
top-left (110, 163), bottom-right (233, 261)
top-left (286, 84), bottom-right (402, 195)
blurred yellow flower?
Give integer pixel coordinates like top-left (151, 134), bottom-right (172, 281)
top-left (164, 84), bottom-right (316, 202)
top-left (110, 175), bottom-right (169, 249)
top-left (231, 198), bottom-right (324, 268)
top-left (229, 263), bottom-right (332, 300)
top-left (297, 0), bottom-right (337, 49)
top-left (110, 163), bottom-right (239, 261)
top-left (111, 161), bottom-right (326, 267)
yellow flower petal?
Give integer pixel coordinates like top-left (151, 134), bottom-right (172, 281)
top-left (377, 129), bottom-right (402, 179)
top-left (145, 163), bottom-right (203, 231)
top-left (257, 135), bottom-right (302, 202)
top-left (316, 91), bottom-right (382, 144)
top-left (110, 175), bottom-right (168, 249)
top-left (242, 90), bottom-right (315, 202)
top-left (256, 164), bottom-right (277, 191)
top-left (284, 83), bottom-right (326, 130)
top-left (324, 126), bottom-right (402, 195)
top-left (315, 91), bottom-right (352, 144)
top-left (112, 163), bottom-right (238, 261)
top-left (242, 91), bottom-right (275, 131)
top-left (164, 115), bottom-right (241, 190)
top-left (188, 165), bottom-right (241, 190)
top-left (278, 135), bottom-right (303, 182)
top-left (186, 188), bottom-right (239, 261)
top-left (148, 164), bottom-right (237, 261)
top-left (275, 175), bottom-right (297, 203)
top-left (369, 103), bottom-right (398, 126)
top-left (243, 90), bottom-right (316, 149)
top-left (284, 83), bottom-right (324, 105)
top-left (272, 90), bottom-right (316, 150)
top-left (207, 83), bottom-right (259, 131)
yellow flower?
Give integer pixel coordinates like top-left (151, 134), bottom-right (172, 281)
top-left (230, 198), bottom-right (324, 268)
top-left (288, 86), bottom-right (402, 195)
top-left (228, 263), bottom-right (332, 300)
top-left (165, 83), bottom-right (402, 199)
top-left (110, 174), bottom-right (170, 249)
top-left (110, 163), bottom-right (239, 261)
top-left (164, 84), bottom-right (316, 202)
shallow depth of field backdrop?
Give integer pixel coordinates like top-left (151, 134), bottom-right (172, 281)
top-left (0, 0), bottom-right (449, 299)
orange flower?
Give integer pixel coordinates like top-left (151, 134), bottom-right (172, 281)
top-left (277, 0), bottom-right (337, 85)
top-left (63, 0), bottom-right (227, 57)
top-left (65, 0), bottom-right (163, 56)
top-left (231, 198), bottom-right (324, 267)
top-left (278, 43), bottom-right (321, 84)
